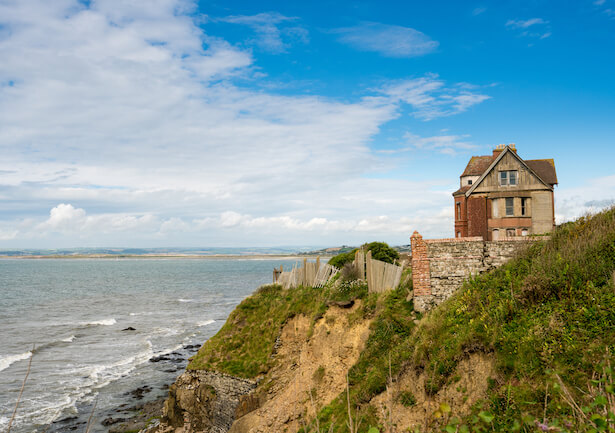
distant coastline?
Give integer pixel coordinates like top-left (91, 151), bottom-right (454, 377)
top-left (0, 254), bottom-right (331, 260)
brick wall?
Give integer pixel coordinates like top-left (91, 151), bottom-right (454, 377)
top-left (411, 233), bottom-right (532, 312)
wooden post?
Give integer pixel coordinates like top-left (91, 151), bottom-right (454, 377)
top-left (366, 250), bottom-right (373, 292)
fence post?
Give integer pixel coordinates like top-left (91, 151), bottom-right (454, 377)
top-left (366, 250), bottom-right (373, 292)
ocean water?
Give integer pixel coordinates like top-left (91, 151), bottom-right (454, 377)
top-left (0, 258), bottom-right (297, 433)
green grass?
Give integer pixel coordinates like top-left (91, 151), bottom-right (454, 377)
top-left (188, 277), bottom-right (371, 378)
top-left (191, 207), bottom-right (615, 432)
top-left (311, 207), bottom-right (615, 432)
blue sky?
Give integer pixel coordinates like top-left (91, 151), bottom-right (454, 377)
top-left (0, 0), bottom-right (614, 248)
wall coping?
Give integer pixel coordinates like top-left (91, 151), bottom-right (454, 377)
top-left (424, 236), bottom-right (549, 244)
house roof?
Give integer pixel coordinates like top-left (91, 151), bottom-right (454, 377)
top-left (462, 146), bottom-right (557, 197)
top-left (525, 159), bottom-right (558, 185)
top-left (453, 185), bottom-right (472, 196)
top-left (461, 156), bottom-right (495, 177)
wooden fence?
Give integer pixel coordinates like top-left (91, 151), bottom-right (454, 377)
top-left (353, 250), bottom-right (403, 293)
top-left (274, 257), bottom-right (339, 289)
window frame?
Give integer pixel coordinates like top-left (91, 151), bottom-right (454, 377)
top-left (505, 197), bottom-right (514, 216)
top-left (499, 170), bottom-right (519, 186)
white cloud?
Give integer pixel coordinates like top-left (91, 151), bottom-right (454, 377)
top-left (506, 17), bottom-right (551, 40)
top-left (219, 12), bottom-right (308, 53)
top-left (506, 18), bottom-right (548, 29)
top-left (0, 1), bottom-right (493, 248)
top-left (472, 7), bottom-right (487, 16)
top-left (332, 22), bottom-right (438, 58)
top-left (34, 204), bottom-right (159, 236)
top-left (378, 75), bottom-right (491, 120)
top-left (555, 174), bottom-right (615, 224)
top-left (378, 132), bottom-right (476, 155)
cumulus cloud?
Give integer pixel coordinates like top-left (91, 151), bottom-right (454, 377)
top-left (332, 22), bottom-right (438, 58)
top-left (34, 204), bottom-right (159, 235)
top-left (0, 0), bottom-right (493, 247)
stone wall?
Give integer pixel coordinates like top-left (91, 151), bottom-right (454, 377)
top-left (163, 369), bottom-right (257, 433)
top-left (410, 231), bottom-right (532, 312)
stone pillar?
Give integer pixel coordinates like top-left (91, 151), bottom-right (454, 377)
top-left (411, 231), bottom-right (432, 312)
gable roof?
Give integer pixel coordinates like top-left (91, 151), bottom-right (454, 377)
top-left (464, 146), bottom-right (555, 197)
top-left (461, 156), bottom-right (495, 177)
top-left (525, 159), bottom-right (558, 185)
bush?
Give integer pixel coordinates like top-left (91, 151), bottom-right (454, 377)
top-left (328, 242), bottom-right (400, 268)
top-left (328, 249), bottom-right (358, 268)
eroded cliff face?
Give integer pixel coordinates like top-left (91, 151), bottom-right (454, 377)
top-left (370, 352), bottom-right (495, 431)
top-left (160, 370), bottom-right (256, 433)
top-left (229, 301), bottom-right (371, 433)
top-left (157, 301), bottom-right (371, 433)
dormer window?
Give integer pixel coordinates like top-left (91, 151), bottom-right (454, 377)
top-left (499, 170), bottom-right (518, 186)
top-left (467, 179), bottom-right (472, 185)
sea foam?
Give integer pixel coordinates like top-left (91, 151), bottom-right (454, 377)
top-left (197, 319), bottom-right (215, 327)
top-left (84, 318), bottom-right (116, 326)
top-left (0, 351), bottom-right (32, 372)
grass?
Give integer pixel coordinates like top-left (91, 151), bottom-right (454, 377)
top-left (311, 207), bottom-right (615, 432)
top-left (191, 206), bottom-right (615, 432)
top-left (188, 276), bottom-right (371, 378)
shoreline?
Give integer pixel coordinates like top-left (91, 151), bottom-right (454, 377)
top-left (0, 254), bottom-right (331, 260)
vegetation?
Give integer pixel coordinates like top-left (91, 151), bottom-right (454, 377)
top-left (188, 277), bottom-right (371, 377)
top-left (314, 206), bottom-right (615, 432)
top-left (329, 242), bottom-right (400, 269)
top-left (192, 206), bottom-right (615, 432)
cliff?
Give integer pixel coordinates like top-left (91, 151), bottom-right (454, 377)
top-left (155, 206), bottom-right (615, 433)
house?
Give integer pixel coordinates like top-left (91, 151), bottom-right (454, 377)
top-left (453, 144), bottom-right (557, 240)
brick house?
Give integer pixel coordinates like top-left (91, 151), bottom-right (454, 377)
top-left (453, 144), bottom-right (557, 240)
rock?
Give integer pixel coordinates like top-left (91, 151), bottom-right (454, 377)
top-left (56, 416), bottom-right (78, 423)
top-left (162, 370), bottom-right (256, 432)
top-left (102, 417), bottom-right (125, 426)
top-left (149, 355), bottom-right (171, 362)
top-left (328, 299), bottom-right (355, 308)
top-left (183, 344), bottom-right (200, 351)
top-left (127, 385), bottom-right (152, 400)
top-left (121, 327), bottom-right (136, 331)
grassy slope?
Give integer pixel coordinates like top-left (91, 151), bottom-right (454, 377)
top-left (188, 277), bottom-right (373, 378)
top-left (189, 207), bottom-right (615, 432)
top-left (315, 207), bottom-right (615, 433)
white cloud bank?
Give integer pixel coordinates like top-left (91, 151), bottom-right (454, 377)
top-left (0, 0), bottom-right (492, 247)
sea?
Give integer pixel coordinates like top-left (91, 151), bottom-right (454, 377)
top-left (0, 257), bottom-right (299, 433)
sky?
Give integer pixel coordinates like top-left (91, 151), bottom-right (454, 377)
top-left (1, 0), bottom-right (614, 249)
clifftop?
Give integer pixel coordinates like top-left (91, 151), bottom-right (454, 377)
top-left (157, 206), bottom-right (615, 433)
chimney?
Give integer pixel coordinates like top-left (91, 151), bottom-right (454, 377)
top-left (509, 143), bottom-right (517, 153)
top-left (492, 143), bottom-right (506, 157)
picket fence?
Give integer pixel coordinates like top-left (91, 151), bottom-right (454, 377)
top-left (353, 250), bottom-right (403, 293)
top-left (275, 257), bottom-right (339, 289)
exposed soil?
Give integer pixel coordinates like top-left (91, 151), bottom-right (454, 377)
top-left (229, 301), bottom-right (372, 433)
top-left (371, 352), bottom-right (496, 431)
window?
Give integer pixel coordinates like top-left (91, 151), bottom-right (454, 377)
top-left (505, 198), bottom-right (514, 216)
top-left (499, 170), bottom-right (518, 186)
top-left (521, 198), bottom-right (528, 216)
top-left (492, 229), bottom-right (499, 240)
top-left (457, 231), bottom-right (461, 238)
top-left (521, 229), bottom-right (528, 236)
top-left (456, 202), bottom-right (461, 220)
top-left (506, 228), bottom-right (516, 237)
top-left (468, 179), bottom-right (472, 185)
